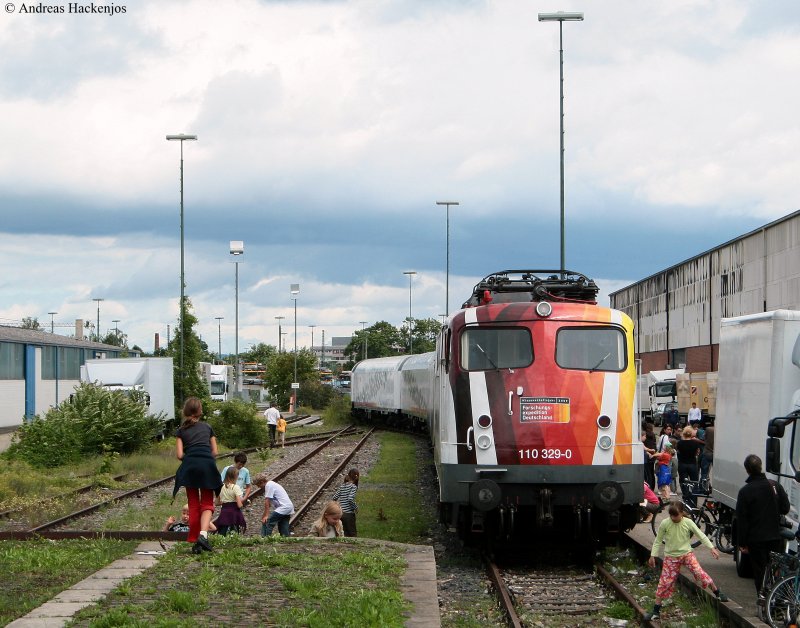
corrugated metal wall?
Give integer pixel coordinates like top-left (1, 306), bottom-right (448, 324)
top-left (612, 211), bottom-right (800, 362)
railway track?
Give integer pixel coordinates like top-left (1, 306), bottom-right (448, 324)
top-left (485, 556), bottom-right (657, 627)
top-left (0, 425), bottom-right (372, 540)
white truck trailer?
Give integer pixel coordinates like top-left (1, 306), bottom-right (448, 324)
top-left (200, 363), bottom-right (234, 402)
top-left (711, 310), bottom-right (800, 576)
top-left (638, 368), bottom-right (684, 422)
top-left (80, 357), bottom-right (175, 422)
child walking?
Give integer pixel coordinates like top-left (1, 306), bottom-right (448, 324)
top-left (645, 502), bottom-right (728, 621)
top-left (332, 468), bottom-right (359, 537)
top-left (308, 501), bottom-right (344, 538)
top-left (173, 397), bottom-right (223, 554)
top-left (214, 465), bottom-right (247, 535)
top-left (276, 416), bottom-right (287, 448)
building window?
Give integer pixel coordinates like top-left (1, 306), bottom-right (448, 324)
top-left (0, 342), bottom-right (24, 380)
top-left (671, 348), bottom-right (686, 369)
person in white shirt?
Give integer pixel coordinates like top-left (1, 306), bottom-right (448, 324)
top-left (688, 402), bottom-right (702, 425)
top-left (264, 402), bottom-right (281, 447)
top-left (254, 473), bottom-right (294, 537)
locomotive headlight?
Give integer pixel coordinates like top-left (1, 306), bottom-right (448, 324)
top-left (598, 435), bottom-right (613, 450)
top-left (536, 301), bottom-right (553, 317)
top-left (477, 434), bottom-right (493, 450)
top-left (477, 414), bottom-right (492, 429)
top-left (596, 415), bottom-right (612, 430)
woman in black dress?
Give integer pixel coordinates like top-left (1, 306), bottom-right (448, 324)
top-left (173, 397), bottom-right (222, 554)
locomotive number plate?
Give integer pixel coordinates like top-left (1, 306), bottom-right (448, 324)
top-left (519, 396), bottom-right (570, 424)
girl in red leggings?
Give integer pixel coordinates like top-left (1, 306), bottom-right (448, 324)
top-left (645, 502), bottom-right (728, 621)
top-left (173, 397), bottom-right (222, 554)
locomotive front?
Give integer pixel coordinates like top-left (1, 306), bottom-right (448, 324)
top-left (431, 270), bottom-right (642, 544)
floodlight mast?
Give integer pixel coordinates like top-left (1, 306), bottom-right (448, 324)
top-left (538, 11), bottom-right (583, 277)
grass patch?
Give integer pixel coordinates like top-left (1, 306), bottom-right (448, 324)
top-left (0, 538), bottom-right (138, 625)
top-left (70, 536), bottom-right (408, 627)
top-left (358, 432), bottom-right (436, 544)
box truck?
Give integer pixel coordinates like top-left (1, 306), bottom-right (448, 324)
top-left (638, 368), bottom-right (684, 422)
top-left (80, 357), bottom-right (175, 422)
top-left (710, 310), bottom-right (800, 576)
top-left (200, 362), bottom-right (234, 402)
top-left (677, 371), bottom-right (718, 419)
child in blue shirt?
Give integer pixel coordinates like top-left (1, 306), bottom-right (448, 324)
top-left (221, 452), bottom-right (252, 502)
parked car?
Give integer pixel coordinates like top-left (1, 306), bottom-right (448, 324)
top-left (653, 401), bottom-right (677, 426)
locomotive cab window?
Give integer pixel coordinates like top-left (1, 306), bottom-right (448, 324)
top-left (556, 327), bottom-right (626, 372)
top-left (460, 328), bottom-right (532, 371)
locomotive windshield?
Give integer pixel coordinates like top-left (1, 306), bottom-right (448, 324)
top-left (460, 328), bottom-right (533, 371)
top-left (555, 327), bottom-right (626, 372)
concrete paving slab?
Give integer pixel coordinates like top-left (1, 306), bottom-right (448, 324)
top-left (70, 577), bottom-right (126, 590)
top-left (7, 617), bottom-right (69, 627)
top-left (53, 589), bottom-right (108, 603)
top-left (402, 545), bottom-right (440, 628)
top-left (90, 568), bottom-right (148, 579)
top-left (26, 601), bottom-right (93, 617)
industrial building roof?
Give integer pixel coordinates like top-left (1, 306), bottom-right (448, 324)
top-left (0, 325), bottom-right (129, 352)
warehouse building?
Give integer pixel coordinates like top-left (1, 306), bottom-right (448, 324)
top-left (0, 322), bottom-right (137, 432)
top-left (610, 209), bottom-right (800, 373)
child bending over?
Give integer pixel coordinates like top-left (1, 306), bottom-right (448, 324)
top-left (645, 502), bottom-right (728, 621)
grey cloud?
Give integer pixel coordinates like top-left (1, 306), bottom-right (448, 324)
top-left (0, 14), bottom-right (161, 100)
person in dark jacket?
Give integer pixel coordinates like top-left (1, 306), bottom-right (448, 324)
top-left (173, 397), bottom-right (223, 554)
top-left (736, 454), bottom-right (790, 598)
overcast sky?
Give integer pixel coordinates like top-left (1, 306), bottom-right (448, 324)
top-left (1, 0), bottom-right (798, 354)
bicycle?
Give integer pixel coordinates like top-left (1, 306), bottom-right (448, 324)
top-left (672, 478), bottom-right (736, 554)
top-left (764, 551), bottom-right (800, 627)
top-left (648, 492), bottom-right (712, 549)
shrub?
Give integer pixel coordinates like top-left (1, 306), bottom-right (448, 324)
top-left (206, 399), bottom-right (267, 449)
top-left (5, 383), bottom-right (163, 468)
top-left (298, 380), bottom-right (335, 409)
top-left (323, 394), bottom-right (352, 427)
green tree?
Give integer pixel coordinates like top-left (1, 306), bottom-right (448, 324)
top-left (241, 342), bottom-right (277, 369)
top-left (168, 297), bottom-right (209, 410)
top-left (21, 317), bottom-right (41, 330)
top-left (344, 321), bottom-right (405, 365)
top-left (101, 330), bottom-right (127, 347)
top-left (411, 317), bottom-right (440, 354)
top-left (264, 348), bottom-right (318, 409)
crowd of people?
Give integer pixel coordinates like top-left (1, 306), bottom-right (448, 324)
top-left (171, 397), bottom-right (360, 554)
top-left (639, 405), bottom-right (792, 622)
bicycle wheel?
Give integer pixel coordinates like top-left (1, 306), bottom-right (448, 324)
top-left (715, 521), bottom-right (734, 554)
top-left (689, 511), bottom-right (712, 549)
top-left (766, 575), bottom-right (800, 628)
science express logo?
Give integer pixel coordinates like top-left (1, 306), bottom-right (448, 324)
top-left (10, 2), bottom-right (126, 14)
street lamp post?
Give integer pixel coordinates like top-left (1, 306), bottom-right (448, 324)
top-left (112, 320), bottom-right (120, 344)
top-left (403, 271), bottom-right (416, 354)
top-left (359, 321), bottom-right (368, 361)
top-left (48, 311), bottom-right (57, 334)
top-left (275, 316), bottom-right (285, 352)
top-left (290, 284), bottom-right (300, 389)
top-left (215, 317), bottom-right (224, 363)
top-left (166, 133), bottom-right (198, 401)
top-left (538, 11), bottom-right (583, 276)
top-left (309, 325), bottom-right (316, 366)
top-left (230, 241), bottom-right (244, 392)
top-left (92, 298), bottom-right (104, 343)
top-left (436, 201), bottom-right (459, 314)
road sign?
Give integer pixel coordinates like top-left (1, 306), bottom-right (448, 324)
top-left (291, 382), bottom-right (300, 389)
